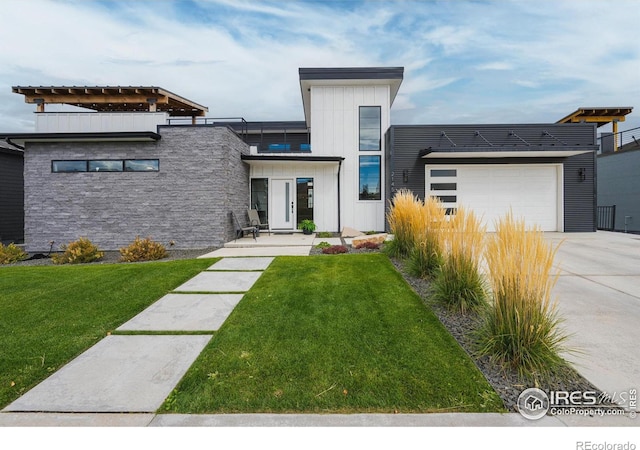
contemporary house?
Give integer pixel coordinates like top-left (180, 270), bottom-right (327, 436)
top-left (1, 67), bottom-right (603, 252)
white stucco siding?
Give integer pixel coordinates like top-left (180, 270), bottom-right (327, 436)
top-left (310, 85), bottom-right (391, 231)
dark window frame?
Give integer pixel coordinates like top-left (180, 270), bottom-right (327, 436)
top-left (359, 106), bottom-right (381, 151)
top-left (51, 160), bottom-right (88, 173)
top-left (88, 160), bottom-right (124, 172)
top-left (359, 155), bottom-right (382, 201)
top-left (124, 159), bottom-right (160, 172)
top-left (52, 159), bottom-right (160, 173)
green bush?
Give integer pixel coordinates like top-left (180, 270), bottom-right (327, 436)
top-left (120, 236), bottom-right (168, 262)
top-left (475, 212), bottom-right (569, 379)
top-left (315, 241), bottom-right (332, 249)
top-left (316, 231), bottom-right (333, 238)
top-left (0, 243), bottom-right (27, 264)
top-left (51, 237), bottom-right (104, 265)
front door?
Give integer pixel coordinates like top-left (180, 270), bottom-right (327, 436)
top-left (271, 179), bottom-right (294, 230)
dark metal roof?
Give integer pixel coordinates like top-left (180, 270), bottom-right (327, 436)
top-left (299, 67), bottom-right (404, 81)
top-left (242, 155), bottom-right (343, 163)
top-left (0, 131), bottom-right (161, 145)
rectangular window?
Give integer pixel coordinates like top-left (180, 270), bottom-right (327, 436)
top-left (431, 169), bottom-right (457, 177)
top-left (124, 159), bottom-right (159, 172)
top-left (359, 155), bottom-right (381, 200)
top-left (359, 106), bottom-right (381, 151)
top-left (436, 195), bottom-right (457, 203)
top-left (88, 160), bottom-right (123, 172)
top-left (52, 160), bottom-right (87, 172)
top-left (430, 183), bottom-right (457, 191)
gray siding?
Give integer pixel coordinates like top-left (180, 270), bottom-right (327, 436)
top-left (24, 126), bottom-right (249, 252)
top-left (564, 152), bottom-right (596, 232)
top-left (387, 124), bottom-right (597, 232)
top-left (597, 148), bottom-right (640, 233)
top-left (0, 149), bottom-right (24, 243)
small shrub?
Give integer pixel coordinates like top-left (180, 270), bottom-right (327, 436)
top-left (364, 230), bottom-right (377, 235)
top-left (475, 212), bottom-right (569, 379)
top-left (353, 241), bottom-right (380, 250)
top-left (0, 243), bottom-right (27, 264)
top-left (316, 232), bottom-right (333, 238)
top-left (407, 196), bottom-right (447, 278)
top-left (385, 189), bottom-right (424, 258)
top-left (120, 236), bottom-right (168, 262)
top-left (51, 237), bottom-right (104, 265)
top-left (315, 241), bottom-right (332, 249)
top-left (432, 206), bottom-right (488, 314)
top-left (322, 245), bottom-right (348, 254)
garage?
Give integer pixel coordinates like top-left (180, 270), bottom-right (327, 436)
top-left (425, 164), bottom-right (563, 232)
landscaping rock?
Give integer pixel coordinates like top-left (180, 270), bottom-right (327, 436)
top-left (341, 227), bottom-right (364, 238)
top-left (352, 233), bottom-right (387, 247)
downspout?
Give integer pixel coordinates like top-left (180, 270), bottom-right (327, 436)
top-left (337, 159), bottom-right (342, 232)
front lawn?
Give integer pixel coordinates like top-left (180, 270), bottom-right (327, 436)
top-left (0, 258), bottom-right (216, 408)
top-left (162, 254), bottom-right (504, 413)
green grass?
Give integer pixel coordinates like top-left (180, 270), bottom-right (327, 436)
top-left (162, 254), bottom-right (504, 413)
top-left (0, 258), bottom-right (216, 408)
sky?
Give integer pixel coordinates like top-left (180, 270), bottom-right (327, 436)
top-left (1, 0), bottom-right (639, 135)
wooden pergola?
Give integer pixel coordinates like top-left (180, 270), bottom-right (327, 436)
top-left (12, 86), bottom-right (208, 122)
top-left (557, 107), bottom-right (633, 152)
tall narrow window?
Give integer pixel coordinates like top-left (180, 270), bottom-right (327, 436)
top-left (359, 106), bottom-right (381, 151)
top-left (359, 155), bottom-right (381, 200)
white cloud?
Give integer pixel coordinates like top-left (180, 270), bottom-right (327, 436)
top-left (0, 0), bottom-right (638, 132)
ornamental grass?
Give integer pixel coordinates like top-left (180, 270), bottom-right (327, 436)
top-left (407, 195), bottom-right (447, 278)
top-left (385, 189), bottom-right (423, 258)
top-left (475, 212), bottom-right (569, 379)
top-left (432, 206), bottom-right (488, 314)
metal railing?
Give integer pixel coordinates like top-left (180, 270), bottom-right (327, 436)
top-left (598, 126), bottom-right (640, 153)
top-left (166, 117), bottom-right (248, 140)
top-left (597, 205), bottom-right (616, 231)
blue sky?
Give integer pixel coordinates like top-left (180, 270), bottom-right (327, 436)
top-left (1, 0), bottom-right (639, 133)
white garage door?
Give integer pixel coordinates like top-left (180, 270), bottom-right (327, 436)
top-left (426, 164), bottom-right (562, 232)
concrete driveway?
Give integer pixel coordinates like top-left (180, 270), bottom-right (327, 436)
top-left (547, 231), bottom-right (640, 399)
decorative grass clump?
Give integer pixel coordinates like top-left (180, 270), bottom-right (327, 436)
top-left (407, 195), bottom-right (446, 278)
top-left (315, 241), bottom-right (332, 249)
top-left (475, 212), bottom-right (569, 379)
top-left (119, 236), bottom-right (168, 262)
top-left (432, 206), bottom-right (487, 314)
top-left (51, 237), bottom-right (104, 264)
top-left (385, 189), bottom-right (423, 258)
top-left (0, 243), bottom-right (27, 265)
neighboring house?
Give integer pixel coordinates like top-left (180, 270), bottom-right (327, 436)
top-left (597, 132), bottom-right (640, 233)
top-left (0, 141), bottom-right (24, 244)
top-left (0, 68), bottom-right (605, 251)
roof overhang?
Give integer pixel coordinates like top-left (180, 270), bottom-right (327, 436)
top-left (299, 67), bottom-right (404, 126)
top-left (421, 149), bottom-right (592, 159)
top-left (557, 107), bottom-right (633, 127)
top-left (242, 155), bottom-right (344, 164)
top-left (12, 86), bottom-right (208, 117)
top-left (0, 132), bottom-right (161, 146)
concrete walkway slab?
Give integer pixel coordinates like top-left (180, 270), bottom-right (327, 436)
top-left (312, 237), bottom-right (342, 246)
top-left (117, 293), bottom-right (244, 331)
top-left (174, 271), bottom-right (262, 292)
top-left (0, 412), bottom-right (155, 427)
top-left (199, 246), bottom-right (311, 257)
top-left (208, 257), bottom-right (274, 271)
top-left (3, 335), bottom-right (212, 413)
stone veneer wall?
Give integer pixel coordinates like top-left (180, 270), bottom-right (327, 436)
top-left (23, 126), bottom-right (249, 252)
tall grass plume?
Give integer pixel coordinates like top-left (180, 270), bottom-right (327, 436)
top-left (407, 195), bottom-right (446, 278)
top-left (475, 212), bottom-right (569, 379)
top-left (432, 206), bottom-right (487, 313)
top-left (385, 189), bottom-right (423, 258)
